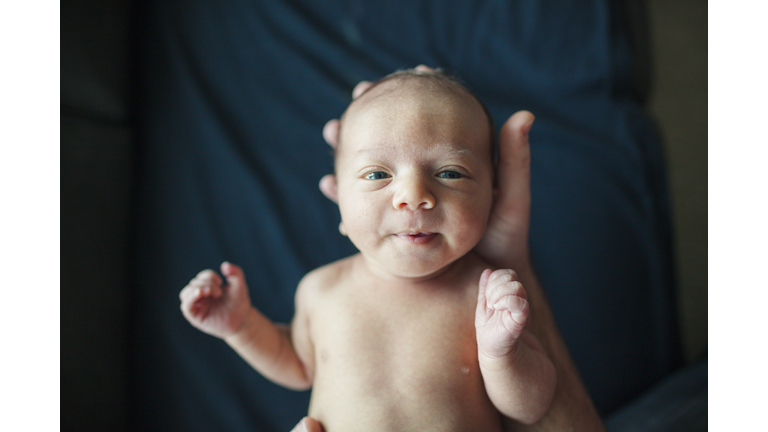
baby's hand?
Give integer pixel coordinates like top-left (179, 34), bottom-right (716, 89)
top-left (475, 269), bottom-right (529, 359)
top-left (179, 262), bottom-right (252, 340)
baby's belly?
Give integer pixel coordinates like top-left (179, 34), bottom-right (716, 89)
top-left (309, 359), bottom-right (502, 432)
top-left (308, 309), bottom-right (502, 431)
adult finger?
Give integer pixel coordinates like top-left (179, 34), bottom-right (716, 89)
top-left (352, 80), bottom-right (373, 99)
top-left (323, 80), bottom-right (374, 148)
top-left (290, 417), bottom-right (324, 432)
top-left (319, 174), bottom-right (339, 204)
top-left (495, 110), bottom-right (533, 220)
top-left (475, 110), bottom-right (534, 268)
top-left (322, 119), bottom-right (340, 148)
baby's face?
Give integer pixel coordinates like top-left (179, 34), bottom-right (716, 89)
top-left (335, 79), bottom-right (494, 279)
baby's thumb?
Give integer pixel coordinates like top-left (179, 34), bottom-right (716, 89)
top-left (221, 262), bottom-right (247, 292)
top-left (476, 269), bottom-right (493, 320)
top-left (478, 269), bottom-right (492, 301)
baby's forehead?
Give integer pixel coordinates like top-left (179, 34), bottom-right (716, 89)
top-left (341, 81), bottom-right (486, 139)
top-left (335, 72), bottom-right (495, 165)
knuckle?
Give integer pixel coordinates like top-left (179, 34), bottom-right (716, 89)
top-left (489, 269), bottom-right (512, 284)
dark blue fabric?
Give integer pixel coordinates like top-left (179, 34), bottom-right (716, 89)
top-left (605, 357), bottom-right (707, 432)
top-left (131, 1), bottom-right (680, 430)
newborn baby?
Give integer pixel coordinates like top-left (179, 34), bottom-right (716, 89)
top-left (180, 69), bottom-right (556, 431)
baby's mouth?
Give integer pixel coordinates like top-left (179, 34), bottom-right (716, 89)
top-left (396, 232), bottom-right (437, 244)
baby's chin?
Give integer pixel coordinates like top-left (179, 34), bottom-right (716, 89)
top-left (362, 252), bottom-right (467, 282)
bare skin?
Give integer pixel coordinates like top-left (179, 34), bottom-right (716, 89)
top-left (315, 67), bottom-right (605, 432)
top-left (180, 74), bottom-right (559, 431)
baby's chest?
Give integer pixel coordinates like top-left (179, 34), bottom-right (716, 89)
top-left (311, 288), bottom-right (480, 395)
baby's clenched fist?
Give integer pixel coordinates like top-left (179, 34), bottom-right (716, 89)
top-left (475, 269), bottom-right (529, 359)
top-left (179, 262), bottom-right (252, 340)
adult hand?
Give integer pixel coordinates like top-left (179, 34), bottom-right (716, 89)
top-left (289, 417), bottom-right (324, 432)
top-left (319, 66), bottom-right (535, 271)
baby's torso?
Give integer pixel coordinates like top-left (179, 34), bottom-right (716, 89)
top-left (305, 254), bottom-right (502, 432)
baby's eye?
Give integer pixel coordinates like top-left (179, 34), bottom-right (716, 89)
top-left (437, 171), bottom-right (462, 179)
top-left (365, 171), bottom-right (391, 180)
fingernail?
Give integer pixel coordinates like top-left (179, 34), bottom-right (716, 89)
top-left (517, 298), bottom-right (528, 313)
top-left (523, 121), bottom-right (534, 136)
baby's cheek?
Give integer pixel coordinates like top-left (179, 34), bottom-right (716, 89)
top-left (454, 209), bottom-right (489, 249)
top-left (340, 197), bottom-right (384, 248)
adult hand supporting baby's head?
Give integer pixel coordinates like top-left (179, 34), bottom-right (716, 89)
top-left (318, 78), bottom-right (375, 204)
top-left (473, 110), bottom-right (535, 272)
top-left (290, 417), bottom-right (324, 432)
top-left (319, 66), bottom-right (535, 271)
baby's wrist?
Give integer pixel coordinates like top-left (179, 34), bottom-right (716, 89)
top-left (224, 306), bottom-right (258, 345)
top-left (477, 339), bottom-right (522, 373)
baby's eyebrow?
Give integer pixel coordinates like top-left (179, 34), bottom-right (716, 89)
top-left (425, 145), bottom-right (476, 160)
top-left (353, 144), bottom-right (475, 159)
top-left (351, 147), bottom-right (396, 159)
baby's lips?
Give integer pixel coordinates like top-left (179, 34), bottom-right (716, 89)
top-left (396, 231), bottom-right (434, 237)
top-left (395, 232), bottom-right (437, 244)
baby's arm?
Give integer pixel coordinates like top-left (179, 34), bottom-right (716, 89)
top-left (179, 262), bottom-right (313, 390)
top-left (475, 269), bottom-right (557, 425)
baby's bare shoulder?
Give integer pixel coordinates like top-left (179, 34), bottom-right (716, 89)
top-left (296, 254), bottom-right (357, 305)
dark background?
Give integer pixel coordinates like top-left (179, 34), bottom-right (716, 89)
top-left (60, 0), bottom-right (706, 429)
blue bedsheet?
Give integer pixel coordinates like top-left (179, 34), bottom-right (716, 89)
top-left (131, 1), bottom-right (680, 430)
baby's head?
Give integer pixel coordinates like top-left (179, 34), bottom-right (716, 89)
top-left (334, 69), bottom-right (496, 278)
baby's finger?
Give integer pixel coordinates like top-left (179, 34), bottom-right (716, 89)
top-left (180, 287), bottom-right (203, 318)
top-left (179, 284), bottom-right (201, 303)
top-left (487, 281), bottom-right (526, 308)
top-left (476, 269), bottom-right (493, 307)
top-left (502, 298), bottom-right (529, 333)
top-left (475, 269), bottom-right (495, 325)
top-left (493, 293), bottom-right (528, 315)
top-left (487, 269), bottom-right (518, 285)
top-left (193, 269), bottom-right (222, 286)
top-left (207, 279), bottom-right (223, 299)
top-left (485, 270), bottom-right (526, 304)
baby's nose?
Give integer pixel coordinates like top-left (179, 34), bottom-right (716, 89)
top-left (393, 177), bottom-right (435, 210)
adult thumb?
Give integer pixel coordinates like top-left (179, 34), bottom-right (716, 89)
top-left (291, 417), bottom-right (324, 432)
